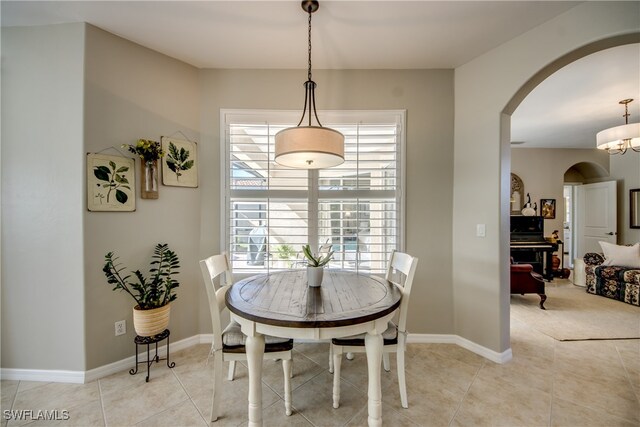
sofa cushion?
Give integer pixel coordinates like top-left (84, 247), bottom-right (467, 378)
top-left (589, 265), bottom-right (640, 306)
top-left (584, 252), bottom-right (605, 266)
top-left (599, 242), bottom-right (640, 268)
top-left (622, 270), bottom-right (640, 285)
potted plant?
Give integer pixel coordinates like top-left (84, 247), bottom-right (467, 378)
top-left (275, 244), bottom-right (296, 268)
top-left (103, 243), bottom-right (180, 336)
top-left (122, 139), bottom-right (165, 199)
top-left (302, 244), bottom-right (333, 287)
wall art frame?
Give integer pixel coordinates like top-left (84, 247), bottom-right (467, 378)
top-left (540, 198), bottom-right (556, 219)
top-left (87, 153), bottom-right (136, 212)
top-left (631, 188), bottom-right (640, 229)
top-left (161, 136), bottom-right (198, 188)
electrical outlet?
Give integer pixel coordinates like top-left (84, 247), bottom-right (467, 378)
top-left (115, 320), bottom-right (126, 336)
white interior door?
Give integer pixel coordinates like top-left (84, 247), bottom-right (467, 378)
top-left (576, 181), bottom-right (617, 258)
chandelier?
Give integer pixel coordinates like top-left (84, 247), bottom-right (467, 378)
top-left (274, 0), bottom-right (345, 169)
top-left (596, 98), bottom-right (640, 154)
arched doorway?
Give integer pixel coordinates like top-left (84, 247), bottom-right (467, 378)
top-left (563, 161), bottom-right (611, 268)
top-left (503, 34), bottom-right (639, 343)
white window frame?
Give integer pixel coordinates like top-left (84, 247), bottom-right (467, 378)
top-left (220, 109), bottom-right (406, 276)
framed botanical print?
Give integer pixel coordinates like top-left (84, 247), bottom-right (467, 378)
top-left (161, 136), bottom-right (198, 187)
top-left (87, 153), bottom-right (136, 212)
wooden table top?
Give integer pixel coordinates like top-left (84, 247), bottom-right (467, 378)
top-left (226, 270), bottom-right (402, 328)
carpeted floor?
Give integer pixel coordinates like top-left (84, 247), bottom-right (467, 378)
top-left (510, 279), bottom-right (640, 341)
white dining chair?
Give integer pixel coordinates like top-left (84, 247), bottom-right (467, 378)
top-left (200, 253), bottom-right (294, 421)
top-left (331, 250), bottom-right (418, 409)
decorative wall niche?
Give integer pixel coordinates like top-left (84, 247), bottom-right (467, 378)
top-left (510, 173), bottom-right (524, 215)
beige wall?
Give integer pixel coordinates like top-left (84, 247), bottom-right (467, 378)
top-left (454, 1), bottom-right (640, 354)
top-left (2, 24), bottom-right (86, 370)
top-left (610, 153), bottom-right (640, 244)
top-left (511, 148), bottom-right (610, 241)
top-left (512, 147), bottom-right (640, 249)
top-left (83, 25), bottom-right (201, 369)
top-left (199, 69), bottom-right (455, 335)
top-left (2, 26), bottom-right (454, 372)
top-left (3, 3), bottom-right (639, 374)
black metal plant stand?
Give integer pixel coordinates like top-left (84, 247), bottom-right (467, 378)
top-left (129, 329), bottom-right (175, 382)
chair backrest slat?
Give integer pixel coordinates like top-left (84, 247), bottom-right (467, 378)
top-left (385, 250), bottom-right (418, 333)
top-left (199, 253), bottom-right (233, 352)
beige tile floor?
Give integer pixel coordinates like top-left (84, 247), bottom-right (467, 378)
top-left (2, 310), bottom-right (639, 426)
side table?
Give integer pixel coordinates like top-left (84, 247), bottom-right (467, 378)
top-left (129, 329), bottom-right (175, 382)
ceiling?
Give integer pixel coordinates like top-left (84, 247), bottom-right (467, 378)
top-left (2, 1), bottom-right (639, 149)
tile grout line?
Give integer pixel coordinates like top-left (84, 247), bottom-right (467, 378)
top-left (9, 381), bottom-right (19, 412)
top-left (97, 378), bottom-right (108, 427)
top-left (132, 397), bottom-right (192, 426)
top-left (447, 357), bottom-right (486, 426)
top-left (613, 341), bottom-right (640, 405)
top-left (548, 338), bottom-right (558, 427)
top-left (3, 381), bottom-right (21, 427)
top-left (552, 341), bottom-right (640, 425)
top-left (170, 360), bottom-right (210, 426)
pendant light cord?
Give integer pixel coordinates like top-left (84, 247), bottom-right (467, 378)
top-left (296, 4), bottom-right (323, 128)
top-left (623, 100), bottom-right (630, 124)
top-left (307, 10), bottom-right (313, 81)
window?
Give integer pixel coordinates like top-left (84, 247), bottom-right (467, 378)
top-left (222, 110), bottom-right (405, 274)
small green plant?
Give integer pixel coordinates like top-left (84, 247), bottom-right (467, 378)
top-left (103, 243), bottom-right (180, 310)
top-left (166, 142), bottom-right (194, 180)
top-left (276, 244), bottom-right (296, 260)
top-left (302, 244), bottom-right (333, 267)
top-left (93, 160), bottom-right (130, 204)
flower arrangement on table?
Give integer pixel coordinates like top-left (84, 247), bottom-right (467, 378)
top-left (122, 139), bottom-right (165, 165)
top-left (302, 244), bottom-right (334, 287)
top-left (302, 244), bottom-right (333, 267)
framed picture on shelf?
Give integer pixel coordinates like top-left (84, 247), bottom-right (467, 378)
top-left (87, 153), bottom-right (135, 212)
top-left (540, 198), bottom-right (555, 219)
top-left (161, 136), bottom-right (198, 188)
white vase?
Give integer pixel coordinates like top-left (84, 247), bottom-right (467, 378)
top-left (307, 266), bottom-right (324, 287)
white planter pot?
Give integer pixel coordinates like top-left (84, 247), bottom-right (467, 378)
top-left (307, 266), bottom-right (324, 287)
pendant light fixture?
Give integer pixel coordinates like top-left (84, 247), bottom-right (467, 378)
top-left (596, 98), bottom-right (640, 154)
top-left (274, 0), bottom-right (345, 169)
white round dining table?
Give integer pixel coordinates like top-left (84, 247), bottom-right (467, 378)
top-left (226, 269), bottom-right (402, 427)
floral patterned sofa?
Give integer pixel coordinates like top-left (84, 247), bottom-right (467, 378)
top-left (584, 252), bottom-right (640, 306)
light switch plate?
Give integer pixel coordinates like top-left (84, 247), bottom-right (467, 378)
top-left (476, 224), bottom-right (486, 237)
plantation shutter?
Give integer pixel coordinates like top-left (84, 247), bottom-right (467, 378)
top-left (223, 110), bottom-right (404, 274)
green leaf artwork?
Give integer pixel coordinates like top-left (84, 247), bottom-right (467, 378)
top-left (166, 142), bottom-right (194, 181)
top-left (93, 161), bottom-right (130, 204)
top-left (87, 153), bottom-right (135, 212)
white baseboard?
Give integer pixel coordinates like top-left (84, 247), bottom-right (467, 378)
top-left (1, 334), bottom-right (210, 384)
top-left (1, 332), bottom-right (511, 383)
top-left (0, 368), bottom-right (85, 384)
top-left (408, 333), bottom-right (512, 364)
top-left (84, 333), bottom-right (204, 383)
